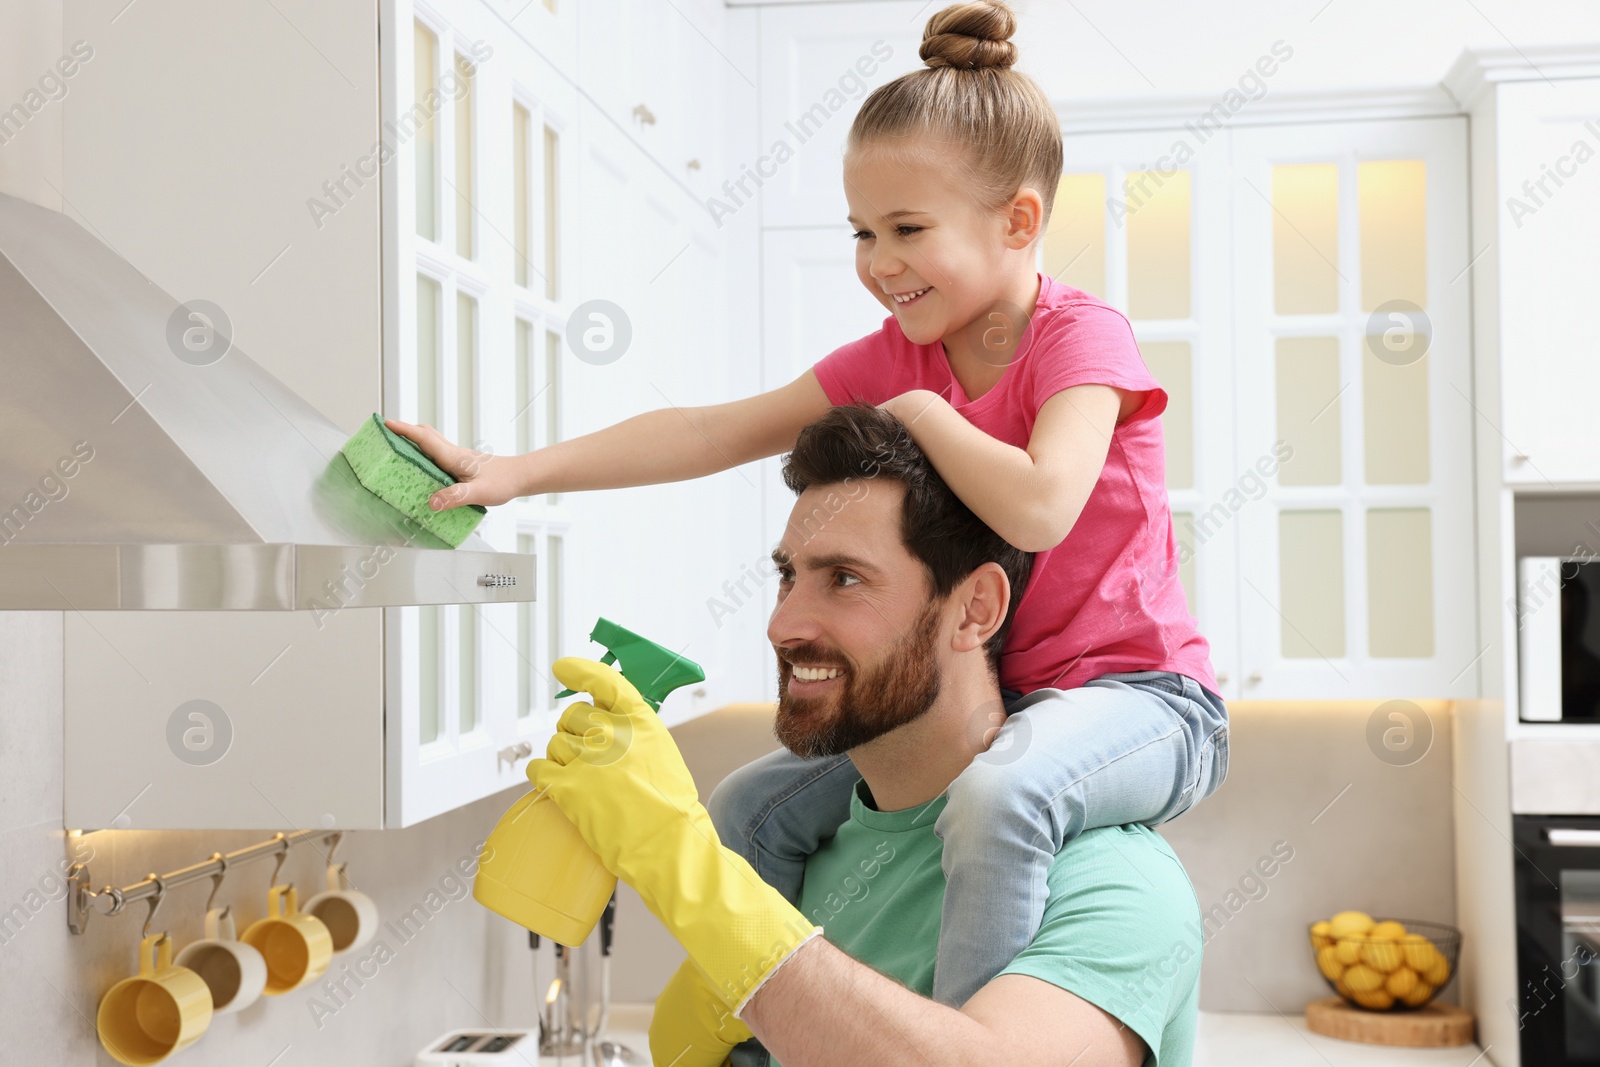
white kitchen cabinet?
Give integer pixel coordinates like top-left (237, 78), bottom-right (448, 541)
top-left (1229, 118), bottom-right (1476, 701)
top-left (1052, 118), bottom-right (1476, 701)
top-left (1485, 77), bottom-right (1600, 486)
top-left (756, 226), bottom-right (894, 603)
top-left (1048, 128), bottom-right (1243, 698)
top-left (385, 0), bottom-right (584, 825)
top-left (753, 2), bottom-right (923, 229)
top-left (55, 0), bottom-right (739, 829)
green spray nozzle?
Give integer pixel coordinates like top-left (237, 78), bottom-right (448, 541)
top-left (553, 617), bottom-right (706, 712)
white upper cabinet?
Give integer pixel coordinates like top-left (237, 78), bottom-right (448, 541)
top-left (56, 0), bottom-right (737, 830)
top-left (1051, 128), bottom-right (1242, 698)
top-left (1488, 77), bottom-right (1600, 486)
top-left (1229, 118), bottom-right (1477, 701)
top-left (754, 2), bottom-right (924, 229)
top-left (1058, 118), bottom-right (1477, 702)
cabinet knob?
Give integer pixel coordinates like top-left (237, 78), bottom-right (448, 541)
top-left (633, 103), bottom-right (656, 126)
top-left (1215, 672), bottom-right (1229, 686)
top-left (498, 741), bottom-right (534, 762)
top-left (1247, 672), bottom-right (1263, 685)
top-left (1511, 452), bottom-right (1531, 463)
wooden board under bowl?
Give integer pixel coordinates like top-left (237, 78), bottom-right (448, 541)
top-left (1305, 997), bottom-right (1476, 1047)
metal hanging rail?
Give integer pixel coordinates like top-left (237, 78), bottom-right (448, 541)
top-left (67, 829), bottom-right (343, 935)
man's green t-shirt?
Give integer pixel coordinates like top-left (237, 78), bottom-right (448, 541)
top-left (769, 776), bottom-right (1202, 1067)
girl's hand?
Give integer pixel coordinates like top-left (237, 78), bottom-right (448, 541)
top-left (877, 390), bottom-right (943, 425)
top-left (383, 418), bottom-right (528, 510)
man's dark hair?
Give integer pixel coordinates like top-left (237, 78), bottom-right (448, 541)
top-left (781, 403), bottom-right (1034, 678)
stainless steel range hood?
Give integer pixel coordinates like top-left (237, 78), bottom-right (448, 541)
top-left (0, 192), bottom-right (533, 610)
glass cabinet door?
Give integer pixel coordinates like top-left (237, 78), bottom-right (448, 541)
top-left (1051, 117), bottom-right (1476, 703)
top-left (1231, 117), bottom-right (1477, 700)
top-left (1052, 129), bottom-right (1242, 698)
top-left (383, 0), bottom-right (577, 826)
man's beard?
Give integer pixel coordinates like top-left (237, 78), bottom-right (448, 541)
top-left (773, 601), bottom-right (944, 760)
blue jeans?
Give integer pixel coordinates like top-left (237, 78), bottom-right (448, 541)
top-left (709, 670), bottom-right (1229, 1067)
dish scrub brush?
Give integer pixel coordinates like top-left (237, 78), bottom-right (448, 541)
top-left (341, 413), bottom-right (486, 547)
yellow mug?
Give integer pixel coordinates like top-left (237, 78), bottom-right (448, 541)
top-left (240, 884), bottom-right (334, 995)
top-left (97, 933), bottom-right (213, 1065)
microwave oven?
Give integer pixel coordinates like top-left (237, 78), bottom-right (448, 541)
top-left (1520, 557), bottom-right (1600, 723)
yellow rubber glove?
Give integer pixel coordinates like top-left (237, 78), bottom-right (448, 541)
top-left (650, 957), bottom-right (754, 1067)
top-left (529, 657), bottom-right (823, 1016)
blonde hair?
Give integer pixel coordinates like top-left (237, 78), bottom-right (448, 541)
top-left (847, 1), bottom-right (1062, 227)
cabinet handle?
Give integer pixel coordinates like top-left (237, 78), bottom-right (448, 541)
top-left (1547, 828), bottom-right (1600, 848)
top-left (1247, 672), bottom-right (1262, 685)
top-left (633, 103), bottom-right (656, 126)
top-left (1511, 452), bottom-right (1530, 463)
top-left (1216, 673), bottom-right (1229, 686)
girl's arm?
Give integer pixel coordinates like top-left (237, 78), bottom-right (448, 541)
top-left (884, 385), bottom-right (1127, 553)
top-left (387, 369), bottom-right (833, 510)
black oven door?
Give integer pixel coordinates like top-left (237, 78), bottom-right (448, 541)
top-left (1516, 815), bottom-right (1600, 1066)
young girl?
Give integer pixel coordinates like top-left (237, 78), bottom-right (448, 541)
top-left (391, 0), bottom-right (1227, 1022)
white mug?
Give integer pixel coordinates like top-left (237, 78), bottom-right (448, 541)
top-left (303, 865), bottom-right (379, 954)
top-left (175, 907), bottom-right (267, 1015)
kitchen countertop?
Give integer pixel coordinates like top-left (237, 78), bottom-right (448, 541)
top-left (548, 1005), bottom-right (1492, 1065)
top-left (1193, 1010), bottom-right (1491, 1065)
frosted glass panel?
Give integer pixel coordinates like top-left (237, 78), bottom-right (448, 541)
top-left (1173, 511), bottom-right (1198, 617)
top-left (1044, 173), bottom-right (1105, 296)
top-left (544, 125), bottom-right (560, 301)
top-left (1279, 510), bottom-right (1345, 659)
top-left (1363, 335), bottom-right (1430, 485)
top-left (1125, 171), bottom-right (1190, 320)
top-left (414, 22), bottom-right (438, 241)
top-left (416, 275), bottom-right (440, 427)
top-left (515, 319), bottom-right (532, 455)
top-left (1359, 161), bottom-right (1426, 312)
top-left (1276, 337), bottom-right (1342, 486)
top-left (419, 605), bottom-right (440, 744)
top-left (546, 329), bottom-right (561, 504)
top-left (458, 604), bottom-right (477, 732)
top-left (457, 292), bottom-right (477, 446)
top-left (1273, 165), bottom-right (1339, 315)
top-left (547, 534), bottom-right (564, 697)
top-left (454, 53), bottom-right (475, 259)
top-left (513, 103), bottom-right (530, 288)
top-left (518, 532), bottom-right (535, 718)
top-left (1141, 341), bottom-right (1192, 489)
top-left (1367, 508), bottom-right (1433, 657)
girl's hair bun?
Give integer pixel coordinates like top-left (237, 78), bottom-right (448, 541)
top-left (920, 1), bottom-right (1018, 71)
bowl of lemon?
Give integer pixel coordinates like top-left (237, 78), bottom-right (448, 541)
top-left (1309, 911), bottom-right (1459, 1011)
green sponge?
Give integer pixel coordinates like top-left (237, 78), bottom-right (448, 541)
top-left (341, 413), bottom-right (486, 547)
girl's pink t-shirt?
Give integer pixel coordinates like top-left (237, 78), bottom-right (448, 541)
top-left (811, 273), bottom-right (1219, 697)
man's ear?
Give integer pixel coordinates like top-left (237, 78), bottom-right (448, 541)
top-left (951, 561), bottom-right (1011, 656)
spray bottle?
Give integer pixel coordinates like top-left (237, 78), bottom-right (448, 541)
top-left (473, 617), bottom-right (706, 945)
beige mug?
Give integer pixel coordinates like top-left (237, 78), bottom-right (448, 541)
top-left (175, 907), bottom-right (267, 1015)
top-left (97, 933), bottom-right (213, 1065)
top-left (240, 884), bottom-right (333, 995)
top-left (303, 864), bottom-right (379, 954)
